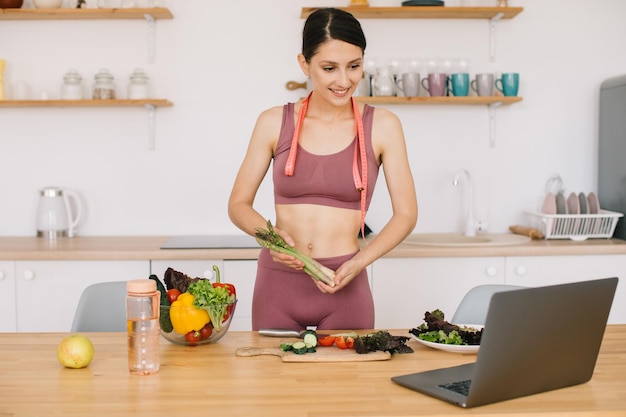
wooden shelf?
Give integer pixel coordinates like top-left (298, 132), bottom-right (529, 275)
top-left (0, 99), bottom-right (173, 108)
top-left (355, 96), bottom-right (522, 105)
top-left (0, 7), bottom-right (173, 20)
top-left (301, 6), bottom-right (523, 20)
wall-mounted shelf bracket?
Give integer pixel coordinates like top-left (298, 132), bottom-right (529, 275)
top-left (488, 101), bottom-right (502, 147)
top-left (144, 13), bottom-right (156, 63)
top-left (145, 103), bottom-right (156, 150)
top-left (0, 99), bottom-right (172, 150)
top-left (489, 12), bottom-right (504, 62)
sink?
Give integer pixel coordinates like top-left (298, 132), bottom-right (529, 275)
top-left (403, 233), bottom-right (531, 247)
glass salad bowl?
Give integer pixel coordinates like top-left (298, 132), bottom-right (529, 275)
top-left (159, 300), bottom-right (237, 346)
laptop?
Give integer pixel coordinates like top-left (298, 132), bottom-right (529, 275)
top-left (392, 277), bottom-right (618, 408)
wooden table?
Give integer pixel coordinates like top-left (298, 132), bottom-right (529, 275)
top-left (1, 327), bottom-right (625, 417)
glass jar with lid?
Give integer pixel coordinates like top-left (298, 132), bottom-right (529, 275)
top-left (372, 66), bottom-right (396, 97)
top-left (92, 69), bottom-right (116, 100)
top-left (127, 68), bottom-right (151, 100)
top-left (60, 69), bottom-right (84, 100)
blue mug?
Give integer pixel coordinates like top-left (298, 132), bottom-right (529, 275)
top-left (448, 73), bottom-right (470, 97)
top-left (495, 73), bottom-right (519, 97)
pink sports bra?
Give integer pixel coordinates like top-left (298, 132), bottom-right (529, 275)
top-left (273, 102), bottom-right (379, 211)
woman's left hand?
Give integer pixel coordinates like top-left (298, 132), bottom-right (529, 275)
top-left (312, 258), bottom-right (361, 294)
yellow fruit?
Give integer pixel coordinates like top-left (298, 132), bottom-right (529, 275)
top-left (56, 334), bottom-right (94, 369)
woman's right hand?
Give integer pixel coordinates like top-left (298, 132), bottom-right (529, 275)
top-left (268, 225), bottom-right (305, 270)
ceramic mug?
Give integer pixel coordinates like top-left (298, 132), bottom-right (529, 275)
top-left (448, 73), bottom-right (470, 97)
top-left (471, 73), bottom-right (495, 97)
top-left (396, 73), bottom-right (420, 97)
top-left (421, 73), bottom-right (448, 97)
top-left (495, 72), bottom-right (519, 97)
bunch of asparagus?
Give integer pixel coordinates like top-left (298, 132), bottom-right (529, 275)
top-left (254, 220), bottom-right (336, 287)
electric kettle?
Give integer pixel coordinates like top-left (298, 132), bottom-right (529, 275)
top-left (36, 187), bottom-right (83, 239)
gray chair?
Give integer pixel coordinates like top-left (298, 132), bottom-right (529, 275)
top-left (71, 281), bottom-right (128, 332)
top-left (451, 284), bottom-right (526, 325)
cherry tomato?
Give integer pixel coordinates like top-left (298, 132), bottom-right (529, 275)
top-left (345, 336), bottom-right (355, 349)
top-left (317, 335), bottom-right (336, 347)
top-left (199, 323), bottom-right (213, 340)
top-left (334, 336), bottom-right (347, 349)
top-left (166, 289), bottom-right (181, 304)
top-left (184, 330), bottom-right (201, 345)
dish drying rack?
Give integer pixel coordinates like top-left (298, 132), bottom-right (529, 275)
top-left (525, 210), bottom-right (623, 241)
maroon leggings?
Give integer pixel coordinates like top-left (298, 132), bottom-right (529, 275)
top-left (251, 248), bottom-right (375, 331)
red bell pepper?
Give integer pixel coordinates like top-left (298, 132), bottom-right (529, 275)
top-left (212, 265), bottom-right (236, 320)
top-left (212, 265), bottom-right (236, 298)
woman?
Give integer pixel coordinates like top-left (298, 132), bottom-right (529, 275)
top-left (228, 8), bottom-right (417, 331)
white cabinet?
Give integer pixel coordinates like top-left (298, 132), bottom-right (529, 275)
top-left (505, 255), bottom-right (626, 324)
top-left (223, 260), bottom-right (257, 331)
top-left (15, 260), bottom-right (149, 332)
top-left (6, 251), bottom-right (624, 333)
top-left (372, 257), bottom-right (505, 329)
top-left (371, 254), bottom-right (626, 328)
top-left (0, 261), bottom-right (17, 332)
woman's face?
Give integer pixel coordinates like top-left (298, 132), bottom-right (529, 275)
top-left (299, 39), bottom-right (364, 104)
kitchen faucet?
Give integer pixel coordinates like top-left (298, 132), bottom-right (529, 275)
top-left (452, 169), bottom-right (477, 237)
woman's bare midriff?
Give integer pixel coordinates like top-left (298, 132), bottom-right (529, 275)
top-left (275, 204), bottom-right (361, 258)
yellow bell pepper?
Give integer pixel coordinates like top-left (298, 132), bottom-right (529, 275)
top-left (169, 292), bottom-right (210, 335)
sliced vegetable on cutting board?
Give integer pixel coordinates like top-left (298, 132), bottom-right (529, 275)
top-left (235, 346), bottom-right (391, 362)
top-left (236, 330), bottom-right (412, 361)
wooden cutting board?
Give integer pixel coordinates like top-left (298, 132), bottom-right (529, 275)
top-left (235, 346), bottom-right (391, 362)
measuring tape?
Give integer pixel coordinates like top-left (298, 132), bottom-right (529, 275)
top-left (284, 92), bottom-right (368, 238)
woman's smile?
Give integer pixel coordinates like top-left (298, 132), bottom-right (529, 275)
top-left (330, 87), bottom-right (351, 97)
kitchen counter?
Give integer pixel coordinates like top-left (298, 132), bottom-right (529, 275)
top-left (1, 327), bottom-right (625, 417)
top-left (1, 235), bottom-right (626, 260)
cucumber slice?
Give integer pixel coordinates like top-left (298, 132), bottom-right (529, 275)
top-left (303, 331), bottom-right (318, 347)
top-left (280, 343), bottom-right (294, 351)
top-left (292, 341), bottom-right (307, 354)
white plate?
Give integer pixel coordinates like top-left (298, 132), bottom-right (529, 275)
top-left (541, 192), bottom-right (557, 214)
top-left (411, 324), bottom-right (483, 354)
top-left (587, 192), bottom-right (600, 214)
top-left (567, 192), bottom-right (580, 215)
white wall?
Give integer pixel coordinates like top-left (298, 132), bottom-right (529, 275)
top-left (1, 0), bottom-right (625, 237)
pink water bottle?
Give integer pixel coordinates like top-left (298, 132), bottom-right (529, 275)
top-left (126, 279), bottom-right (160, 375)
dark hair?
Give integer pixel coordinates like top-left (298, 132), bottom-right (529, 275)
top-left (301, 8), bottom-right (367, 62)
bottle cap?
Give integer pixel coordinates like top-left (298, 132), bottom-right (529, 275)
top-left (127, 279), bottom-right (157, 294)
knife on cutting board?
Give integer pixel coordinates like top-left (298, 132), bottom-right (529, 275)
top-left (258, 329), bottom-right (322, 338)
top-left (258, 329), bottom-right (358, 338)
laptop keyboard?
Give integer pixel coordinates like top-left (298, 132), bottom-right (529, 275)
top-left (438, 379), bottom-right (472, 396)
